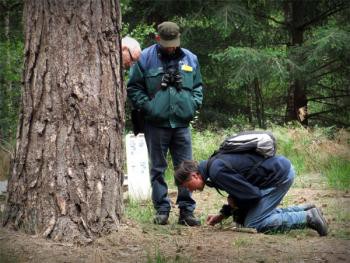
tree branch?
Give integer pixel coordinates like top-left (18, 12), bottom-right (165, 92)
top-left (298, 2), bottom-right (349, 30)
top-left (306, 66), bottom-right (343, 84)
top-left (317, 83), bottom-right (349, 93)
top-left (307, 105), bottom-right (350, 118)
top-left (254, 12), bottom-right (287, 26)
top-left (308, 59), bottom-right (339, 74)
top-left (308, 94), bottom-right (350, 101)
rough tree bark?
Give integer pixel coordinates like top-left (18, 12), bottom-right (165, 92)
top-left (4, 0), bottom-right (125, 244)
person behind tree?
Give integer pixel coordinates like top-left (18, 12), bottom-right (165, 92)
top-left (122, 36), bottom-right (141, 69)
top-left (127, 21), bottom-right (203, 226)
top-left (174, 154), bottom-right (328, 236)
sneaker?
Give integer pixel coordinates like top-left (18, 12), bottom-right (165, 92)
top-left (178, 211), bottom-right (201, 226)
top-left (306, 207), bottom-right (328, 236)
top-left (153, 212), bottom-right (169, 225)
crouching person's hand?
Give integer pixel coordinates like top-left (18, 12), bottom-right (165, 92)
top-left (206, 214), bottom-right (224, 226)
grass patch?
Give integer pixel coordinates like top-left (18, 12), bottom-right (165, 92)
top-left (263, 126), bottom-right (349, 189)
top-left (323, 157), bottom-right (350, 190)
top-left (232, 236), bottom-right (252, 248)
top-left (125, 198), bottom-right (154, 224)
top-left (331, 228), bottom-right (350, 240)
top-left (0, 251), bottom-right (19, 263)
top-left (146, 248), bottom-right (192, 263)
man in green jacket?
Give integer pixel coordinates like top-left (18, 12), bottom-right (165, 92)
top-left (127, 21), bottom-right (203, 226)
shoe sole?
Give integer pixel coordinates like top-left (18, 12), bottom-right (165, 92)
top-left (314, 207), bottom-right (328, 236)
top-left (153, 219), bottom-right (168, 225)
top-left (178, 220), bottom-right (201, 227)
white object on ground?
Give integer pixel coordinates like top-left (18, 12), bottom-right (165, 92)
top-left (125, 133), bottom-right (151, 200)
top-left (0, 180), bottom-right (7, 194)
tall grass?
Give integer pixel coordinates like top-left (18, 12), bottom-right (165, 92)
top-left (273, 126), bottom-right (349, 189)
top-left (324, 157), bottom-right (350, 190)
top-left (162, 126), bottom-right (350, 190)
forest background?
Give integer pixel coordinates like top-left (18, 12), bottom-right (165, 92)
top-left (0, 0), bottom-right (349, 178)
top-left (0, 1), bottom-right (349, 262)
top-left (1, 0), bottom-right (350, 142)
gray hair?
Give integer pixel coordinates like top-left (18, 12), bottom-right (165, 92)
top-left (122, 36), bottom-right (141, 52)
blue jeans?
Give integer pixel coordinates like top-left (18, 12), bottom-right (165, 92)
top-left (244, 167), bottom-right (307, 232)
top-left (144, 122), bottom-right (196, 213)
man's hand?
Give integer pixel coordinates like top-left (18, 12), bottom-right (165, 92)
top-left (227, 196), bottom-right (237, 209)
top-left (206, 214), bottom-right (224, 226)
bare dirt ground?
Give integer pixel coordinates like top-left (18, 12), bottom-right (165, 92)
top-left (1, 175), bottom-right (349, 263)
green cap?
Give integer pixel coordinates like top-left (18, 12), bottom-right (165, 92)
top-left (157, 21), bottom-right (180, 47)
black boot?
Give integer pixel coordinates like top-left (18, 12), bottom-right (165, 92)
top-left (178, 210), bottom-right (201, 226)
top-left (306, 207), bottom-right (328, 236)
top-left (154, 212), bottom-right (169, 225)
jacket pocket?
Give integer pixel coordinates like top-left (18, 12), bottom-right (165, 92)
top-left (174, 90), bottom-right (195, 122)
top-left (181, 70), bottom-right (194, 89)
top-left (145, 68), bottom-right (164, 96)
top-left (145, 90), bottom-right (169, 122)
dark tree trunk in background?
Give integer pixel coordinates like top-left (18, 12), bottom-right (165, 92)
top-left (4, 0), bottom-right (125, 244)
top-left (284, 0), bottom-right (308, 125)
top-left (253, 78), bottom-right (265, 129)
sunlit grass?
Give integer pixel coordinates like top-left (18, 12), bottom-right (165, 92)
top-left (323, 157), bottom-right (350, 190)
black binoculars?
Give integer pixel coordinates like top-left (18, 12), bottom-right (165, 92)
top-left (161, 67), bottom-right (182, 91)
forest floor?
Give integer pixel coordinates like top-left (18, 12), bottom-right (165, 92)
top-left (0, 173), bottom-right (349, 263)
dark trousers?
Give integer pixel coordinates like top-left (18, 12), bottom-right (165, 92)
top-left (144, 122), bottom-right (196, 213)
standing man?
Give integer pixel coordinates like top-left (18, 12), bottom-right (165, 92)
top-left (127, 21), bottom-right (203, 226)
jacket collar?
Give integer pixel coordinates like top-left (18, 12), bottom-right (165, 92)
top-left (198, 160), bottom-right (210, 182)
top-left (156, 44), bottom-right (185, 61)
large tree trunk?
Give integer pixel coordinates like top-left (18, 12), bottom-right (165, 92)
top-left (4, 0), bottom-right (125, 244)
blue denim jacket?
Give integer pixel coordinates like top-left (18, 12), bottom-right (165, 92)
top-left (198, 153), bottom-right (292, 209)
top-left (127, 44), bottom-right (203, 128)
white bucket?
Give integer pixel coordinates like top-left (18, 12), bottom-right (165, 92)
top-left (125, 133), bottom-right (151, 200)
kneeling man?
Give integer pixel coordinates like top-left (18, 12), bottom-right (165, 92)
top-left (175, 153), bottom-right (328, 236)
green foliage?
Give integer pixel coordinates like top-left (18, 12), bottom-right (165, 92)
top-left (212, 47), bottom-right (290, 86)
top-left (2, 0), bottom-right (349, 134)
top-left (0, 40), bottom-right (23, 141)
top-left (122, 22), bottom-right (156, 48)
top-left (0, 147), bottom-right (12, 180)
top-left (323, 157), bottom-right (350, 190)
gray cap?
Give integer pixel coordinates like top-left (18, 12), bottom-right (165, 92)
top-left (157, 21), bottom-right (180, 47)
